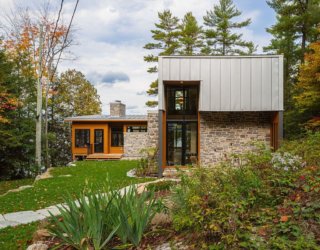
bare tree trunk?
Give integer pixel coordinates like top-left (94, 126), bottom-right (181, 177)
top-left (44, 79), bottom-right (50, 170)
top-left (35, 24), bottom-right (44, 174)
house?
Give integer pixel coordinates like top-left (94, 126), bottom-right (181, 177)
top-left (64, 101), bottom-right (157, 160)
top-left (66, 55), bottom-right (283, 177)
top-left (157, 55), bottom-right (283, 173)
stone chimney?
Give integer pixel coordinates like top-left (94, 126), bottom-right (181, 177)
top-left (110, 100), bottom-right (126, 117)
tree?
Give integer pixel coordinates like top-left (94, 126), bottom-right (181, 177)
top-left (47, 69), bottom-right (101, 167)
top-left (2, 3), bottom-right (76, 170)
top-left (178, 12), bottom-right (204, 55)
top-left (144, 10), bottom-right (180, 107)
top-left (202, 0), bottom-right (255, 55)
top-left (264, 0), bottom-right (320, 104)
top-left (54, 70), bottom-right (101, 117)
top-left (265, 0), bottom-right (320, 137)
top-left (0, 48), bottom-right (36, 179)
top-left (294, 40), bottom-right (320, 130)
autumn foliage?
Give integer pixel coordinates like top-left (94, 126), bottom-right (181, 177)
top-left (294, 39), bottom-right (320, 130)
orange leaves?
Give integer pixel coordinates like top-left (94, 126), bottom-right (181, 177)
top-left (280, 215), bottom-right (289, 222)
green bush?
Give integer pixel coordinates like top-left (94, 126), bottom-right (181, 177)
top-left (279, 131), bottom-right (320, 166)
top-left (50, 181), bottom-right (163, 249)
top-left (171, 144), bottom-right (320, 249)
top-left (136, 147), bottom-right (158, 176)
top-left (146, 180), bottom-right (177, 192)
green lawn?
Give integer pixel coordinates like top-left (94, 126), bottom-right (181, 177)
top-left (0, 222), bottom-right (39, 250)
top-left (0, 178), bottom-right (34, 195)
top-left (0, 160), bottom-right (151, 214)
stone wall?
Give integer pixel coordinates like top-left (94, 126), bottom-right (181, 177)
top-left (147, 111), bottom-right (159, 148)
top-left (123, 111), bottom-right (159, 159)
top-left (123, 132), bottom-right (148, 158)
top-left (200, 112), bottom-right (272, 166)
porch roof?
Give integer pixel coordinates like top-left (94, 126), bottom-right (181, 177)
top-left (64, 114), bottom-right (147, 122)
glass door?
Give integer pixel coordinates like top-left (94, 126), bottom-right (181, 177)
top-left (94, 129), bottom-right (104, 153)
top-left (167, 122), bottom-right (197, 166)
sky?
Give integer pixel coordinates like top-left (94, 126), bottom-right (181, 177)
top-left (0, 0), bottom-right (276, 115)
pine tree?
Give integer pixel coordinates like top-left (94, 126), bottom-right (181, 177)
top-left (144, 10), bottom-right (180, 107)
top-left (202, 0), bottom-right (255, 55)
top-left (178, 12), bottom-right (204, 55)
top-left (265, 0), bottom-right (320, 137)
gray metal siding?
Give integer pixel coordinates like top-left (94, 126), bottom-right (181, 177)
top-left (158, 55), bottom-right (284, 111)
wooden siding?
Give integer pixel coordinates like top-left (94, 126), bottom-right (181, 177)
top-left (71, 121), bottom-right (147, 159)
top-left (158, 55), bottom-right (284, 111)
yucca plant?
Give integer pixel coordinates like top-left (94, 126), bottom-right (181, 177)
top-left (111, 186), bottom-right (161, 246)
top-left (49, 190), bottom-right (118, 250)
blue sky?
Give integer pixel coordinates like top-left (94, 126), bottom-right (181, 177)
top-left (1, 0), bottom-right (276, 114)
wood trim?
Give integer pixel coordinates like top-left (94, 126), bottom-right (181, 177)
top-left (271, 112), bottom-right (279, 150)
top-left (198, 111), bottom-right (200, 164)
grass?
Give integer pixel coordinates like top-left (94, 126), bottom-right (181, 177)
top-left (0, 160), bottom-right (152, 214)
top-left (0, 222), bottom-right (39, 250)
top-left (0, 178), bottom-right (34, 195)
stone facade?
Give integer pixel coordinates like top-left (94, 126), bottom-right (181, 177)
top-left (199, 112), bottom-right (272, 166)
top-left (110, 101), bottom-right (126, 117)
top-left (147, 111), bottom-right (159, 148)
top-left (123, 111), bottom-right (159, 159)
top-left (123, 132), bottom-right (148, 158)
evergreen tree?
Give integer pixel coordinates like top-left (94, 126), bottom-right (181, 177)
top-left (0, 48), bottom-right (36, 179)
top-left (202, 0), bottom-right (255, 55)
top-left (144, 10), bottom-right (180, 107)
top-left (178, 12), bottom-right (204, 55)
top-left (265, 0), bottom-right (320, 137)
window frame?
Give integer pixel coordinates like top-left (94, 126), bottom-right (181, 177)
top-left (111, 127), bottom-right (124, 147)
top-left (126, 126), bottom-right (147, 132)
top-left (75, 129), bottom-right (90, 148)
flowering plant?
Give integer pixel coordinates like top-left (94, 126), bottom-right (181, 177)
top-left (271, 152), bottom-right (304, 171)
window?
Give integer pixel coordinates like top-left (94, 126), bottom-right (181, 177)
top-left (111, 127), bottom-right (124, 147)
top-left (75, 129), bottom-right (90, 148)
top-left (127, 126), bottom-right (147, 132)
top-left (167, 86), bottom-right (198, 115)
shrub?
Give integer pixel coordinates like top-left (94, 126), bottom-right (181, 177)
top-left (171, 144), bottom-right (320, 248)
top-left (279, 131), bottom-right (320, 166)
top-left (146, 180), bottom-right (177, 192)
top-left (136, 147), bottom-right (158, 176)
top-left (271, 152), bottom-right (303, 171)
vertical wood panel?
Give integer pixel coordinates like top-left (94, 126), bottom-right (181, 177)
top-left (190, 58), bottom-right (201, 80)
top-left (230, 58), bottom-right (241, 110)
top-left (240, 58), bottom-right (251, 110)
top-left (261, 58), bottom-right (272, 110)
top-left (200, 59), bottom-right (211, 110)
top-left (251, 58), bottom-right (262, 110)
top-left (272, 58), bottom-right (279, 110)
top-left (170, 58), bottom-right (180, 80)
top-left (210, 59), bottom-right (221, 110)
top-left (180, 58), bottom-right (190, 80)
top-left (220, 59), bottom-right (231, 110)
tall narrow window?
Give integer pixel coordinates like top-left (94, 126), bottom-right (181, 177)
top-left (75, 129), bottom-right (90, 148)
top-left (111, 127), bottom-right (124, 147)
